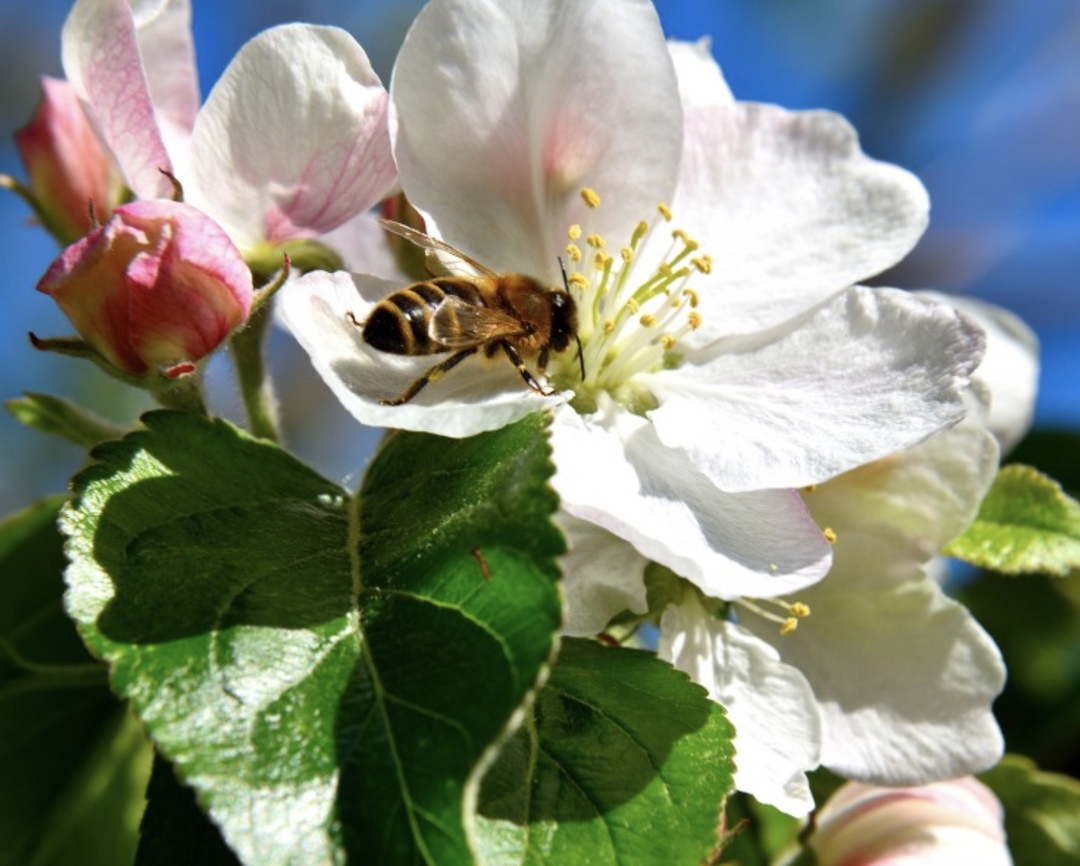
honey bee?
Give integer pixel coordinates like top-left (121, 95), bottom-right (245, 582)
top-left (351, 218), bottom-right (582, 406)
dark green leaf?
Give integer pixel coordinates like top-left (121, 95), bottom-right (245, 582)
top-left (63, 411), bottom-right (563, 865)
top-left (944, 465), bottom-right (1080, 576)
top-left (0, 497), bottom-right (151, 866)
top-left (981, 754), bottom-right (1080, 866)
top-left (472, 638), bottom-right (736, 866)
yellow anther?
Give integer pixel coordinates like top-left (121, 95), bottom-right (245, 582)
top-left (631, 219), bottom-right (649, 245)
top-left (639, 314), bottom-right (657, 327)
top-left (672, 228), bottom-right (687, 242)
top-left (769, 563), bottom-right (779, 573)
top-left (823, 527), bottom-right (837, 545)
top-left (780, 617), bottom-right (799, 636)
top-left (687, 311), bottom-right (702, 330)
top-left (626, 298), bottom-right (640, 314)
top-left (789, 602), bottom-right (810, 618)
top-left (661, 335), bottom-right (677, 349)
top-left (657, 202), bottom-right (672, 221)
top-left (602, 320), bottom-right (616, 334)
top-left (683, 288), bottom-right (700, 308)
top-left (692, 256), bottom-right (712, 274)
top-left (568, 224), bottom-right (582, 240)
top-left (586, 233), bottom-right (605, 249)
top-left (595, 251), bottom-right (612, 270)
top-left (581, 187), bottom-right (601, 208)
top-left (565, 243), bottom-right (582, 262)
top-left (658, 263), bottom-right (673, 278)
top-left (621, 247), bottom-right (634, 263)
top-left (567, 273), bottom-right (589, 289)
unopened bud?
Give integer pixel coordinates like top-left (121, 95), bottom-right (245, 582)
top-left (811, 778), bottom-right (1012, 866)
top-left (37, 200), bottom-right (253, 376)
top-left (14, 77), bottom-right (124, 244)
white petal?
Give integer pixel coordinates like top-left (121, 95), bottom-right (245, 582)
top-left (320, 212), bottom-right (408, 280)
top-left (674, 105), bottom-right (930, 337)
top-left (743, 532), bottom-right (1006, 786)
top-left (925, 292), bottom-right (1039, 454)
top-left (391, 0), bottom-right (682, 282)
top-left (550, 402), bottom-right (832, 600)
top-left (129, 0), bottom-right (199, 158)
top-left (806, 417), bottom-right (1000, 559)
top-left (188, 25), bottom-right (395, 251)
top-left (276, 270), bottom-right (559, 437)
top-left (555, 514), bottom-right (648, 637)
top-left (659, 595), bottom-right (822, 816)
top-left (646, 287), bottom-right (986, 492)
top-left (668, 38), bottom-right (734, 108)
top-left (62, 0), bottom-right (174, 199)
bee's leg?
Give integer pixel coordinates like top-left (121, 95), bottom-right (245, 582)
top-left (346, 311), bottom-right (363, 327)
top-left (499, 342), bottom-right (557, 397)
top-left (381, 348), bottom-right (477, 406)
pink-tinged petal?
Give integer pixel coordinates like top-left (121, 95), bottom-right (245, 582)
top-left (15, 76), bottom-right (123, 243)
top-left (743, 532), bottom-right (1006, 787)
top-left (550, 401), bottom-right (833, 601)
top-left (555, 514), bottom-right (648, 637)
top-left (812, 779), bottom-right (1011, 866)
top-left (130, 0), bottom-right (200, 156)
top-left (275, 270), bottom-right (560, 437)
top-left (188, 25), bottom-right (395, 252)
top-left (646, 287), bottom-right (986, 492)
top-left (38, 200), bottom-right (251, 374)
top-left (62, 0), bottom-right (174, 199)
top-left (674, 104), bottom-right (930, 338)
top-left (391, 0), bottom-right (682, 281)
top-left (659, 595), bottom-right (822, 816)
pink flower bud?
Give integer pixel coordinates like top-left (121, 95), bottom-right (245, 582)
top-left (811, 778), bottom-right (1012, 866)
top-left (37, 200), bottom-right (253, 376)
top-left (15, 77), bottom-right (124, 244)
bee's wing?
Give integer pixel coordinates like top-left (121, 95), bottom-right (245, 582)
top-left (377, 218), bottom-right (497, 279)
top-left (430, 296), bottom-right (527, 348)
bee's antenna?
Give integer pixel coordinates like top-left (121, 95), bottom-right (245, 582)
top-left (558, 256), bottom-right (587, 381)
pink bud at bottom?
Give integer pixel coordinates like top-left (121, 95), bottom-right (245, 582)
top-left (37, 200), bottom-right (253, 376)
top-left (810, 778), bottom-right (1012, 866)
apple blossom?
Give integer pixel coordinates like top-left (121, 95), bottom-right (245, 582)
top-left (37, 199), bottom-right (252, 376)
top-left (656, 297), bottom-right (1037, 813)
top-left (11, 76), bottom-right (123, 244)
top-left (60, 0), bottom-right (396, 258)
top-left (280, 0), bottom-right (983, 605)
top-left (808, 778), bottom-right (1012, 866)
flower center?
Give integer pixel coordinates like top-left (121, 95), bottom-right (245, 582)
top-left (554, 187), bottom-right (708, 414)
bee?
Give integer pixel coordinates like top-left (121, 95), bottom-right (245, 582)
top-left (351, 218), bottom-right (583, 406)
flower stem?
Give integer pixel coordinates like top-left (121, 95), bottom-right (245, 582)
top-left (230, 303), bottom-right (279, 442)
top-left (153, 372), bottom-right (209, 416)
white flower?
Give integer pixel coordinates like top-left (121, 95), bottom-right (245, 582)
top-left (61, 0), bottom-right (396, 255)
top-left (657, 297), bottom-right (1036, 814)
top-left (280, 0), bottom-right (984, 606)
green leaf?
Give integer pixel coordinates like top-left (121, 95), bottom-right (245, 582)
top-left (0, 497), bottom-right (152, 866)
top-left (944, 464), bottom-right (1080, 576)
top-left (981, 754), bottom-right (1080, 866)
top-left (472, 638), bottom-right (736, 866)
top-left (63, 410), bottom-right (563, 866)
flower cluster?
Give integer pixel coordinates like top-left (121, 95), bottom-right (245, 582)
top-left (5, 0), bottom-right (1053, 860)
top-left (278, 0), bottom-right (1035, 815)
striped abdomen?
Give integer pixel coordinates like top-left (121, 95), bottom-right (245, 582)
top-left (362, 278), bottom-right (486, 355)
